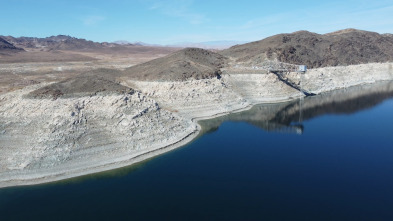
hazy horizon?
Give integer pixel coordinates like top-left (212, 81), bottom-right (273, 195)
top-left (1, 0), bottom-right (392, 44)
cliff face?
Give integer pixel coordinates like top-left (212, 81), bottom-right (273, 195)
top-left (0, 84), bottom-right (197, 186)
top-left (221, 29), bottom-right (393, 68)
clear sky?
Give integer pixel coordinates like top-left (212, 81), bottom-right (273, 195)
top-left (1, 0), bottom-right (392, 44)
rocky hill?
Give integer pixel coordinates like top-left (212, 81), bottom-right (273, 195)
top-left (0, 37), bottom-right (24, 52)
top-left (123, 48), bottom-right (228, 81)
top-left (221, 29), bottom-right (393, 68)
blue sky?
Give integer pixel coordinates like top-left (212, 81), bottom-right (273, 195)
top-left (1, 0), bottom-right (393, 44)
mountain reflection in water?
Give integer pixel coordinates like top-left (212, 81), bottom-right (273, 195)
top-left (199, 81), bottom-right (393, 135)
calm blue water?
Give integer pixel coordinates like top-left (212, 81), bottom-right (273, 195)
top-left (1, 84), bottom-right (393, 220)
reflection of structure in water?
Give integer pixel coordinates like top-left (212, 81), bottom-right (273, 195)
top-left (264, 121), bottom-right (304, 135)
top-left (199, 81), bottom-right (393, 136)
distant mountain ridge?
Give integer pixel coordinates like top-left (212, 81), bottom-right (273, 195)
top-left (111, 40), bottom-right (247, 49)
top-left (2, 34), bottom-right (244, 52)
top-left (1, 35), bottom-right (115, 51)
top-left (0, 35), bottom-right (179, 63)
top-left (170, 40), bottom-right (247, 49)
top-left (0, 36), bottom-right (24, 52)
top-left (112, 40), bottom-right (134, 45)
top-left (2, 29), bottom-right (393, 68)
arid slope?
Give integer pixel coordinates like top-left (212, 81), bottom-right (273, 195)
top-left (123, 48), bottom-right (228, 81)
top-left (221, 29), bottom-right (393, 68)
top-left (27, 69), bottom-right (133, 99)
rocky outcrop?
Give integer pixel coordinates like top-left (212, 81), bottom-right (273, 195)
top-left (0, 84), bottom-right (197, 186)
top-left (286, 62), bottom-right (393, 94)
top-left (124, 78), bottom-right (248, 119)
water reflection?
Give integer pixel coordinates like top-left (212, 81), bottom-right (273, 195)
top-left (199, 81), bottom-right (393, 135)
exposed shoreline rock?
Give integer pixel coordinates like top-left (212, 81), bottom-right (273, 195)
top-left (0, 62), bottom-right (392, 188)
top-left (0, 85), bottom-right (197, 187)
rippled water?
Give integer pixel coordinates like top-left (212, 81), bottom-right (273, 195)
top-left (1, 81), bottom-right (393, 220)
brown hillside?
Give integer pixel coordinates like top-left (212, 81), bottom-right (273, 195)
top-left (123, 48), bottom-right (228, 81)
top-left (0, 37), bottom-right (24, 52)
top-left (221, 29), bottom-right (393, 68)
top-left (28, 69), bottom-right (133, 99)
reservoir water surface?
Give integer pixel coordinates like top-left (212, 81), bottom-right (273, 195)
top-left (1, 82), bottom-right (393, 220)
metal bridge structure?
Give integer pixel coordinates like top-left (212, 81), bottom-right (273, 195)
top-left (263, 61), bottom-right (314, 96)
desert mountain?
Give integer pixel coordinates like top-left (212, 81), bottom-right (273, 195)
top-left (0, 37), bottom-right (24, 52)
top-left (1, 35), bottom-right (113, 51)
top-left (0, 35), bottom-right (180, 63)
top-left (123, 48), bottom-right (228, 81)
top-left (221, 29), bottom-right (393, 68)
